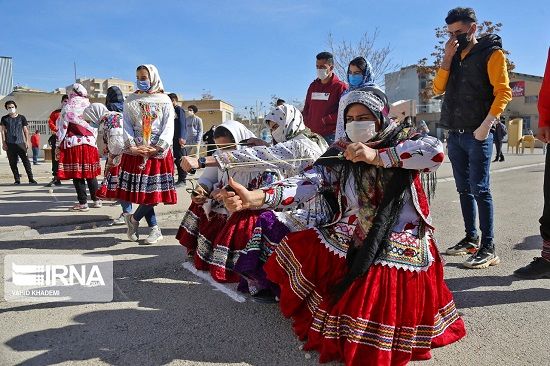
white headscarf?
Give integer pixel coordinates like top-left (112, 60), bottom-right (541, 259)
top-left (217, 120), bottom-right (256, 150)
top-left (83, 103), bottom-right (109, 128)
top-left (68, 83), bottom-right (88, 98)
top-left (138, 64), bottom-right (164, 93)
top-left (334, 90), bottom-right (387, 142)
top-left (265, 103), bottom-right (305, 143)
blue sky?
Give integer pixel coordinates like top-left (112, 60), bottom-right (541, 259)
top-left (2, 0), bottom-right (549, 115)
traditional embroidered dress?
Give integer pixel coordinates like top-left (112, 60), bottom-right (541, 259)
top-left (56, 84), bottom-right (101, 179)
top-left (176, 120), bottom-right (259, 271)
top-left (114, 65), bottom-right (177, 205)
top-left (224, 104), bottom-right (328, 292)
top-left (83, 103), bottom-right (124, 199)
top-left (260, 91), bottom-right (465, 365)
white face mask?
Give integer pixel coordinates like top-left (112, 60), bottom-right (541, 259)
top-left (270, 124), bottom-right (286, 144)
top-left (186, 110), bottom-right (194, 117)
top-left (7, 107), bottom-right (16, 115)
top-left (345, 120), bottom-right (377, 142)
top-left (317, 68), bottom-right (330, 80)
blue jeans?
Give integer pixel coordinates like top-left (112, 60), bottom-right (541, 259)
top-left (132, 204), bottom-right (157, 227)
top-left (447, 131), bottom-right (494, 248)
top-left (32, 147), bottom-right (39, 164)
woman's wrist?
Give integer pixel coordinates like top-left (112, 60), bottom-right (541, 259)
top-left (248, 190), bottom-right (266, 209)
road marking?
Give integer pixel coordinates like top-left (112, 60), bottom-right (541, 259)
top-left (437, 162), bottom-right (545, 184)
top-left (182, 261), bottom-right (246, 303)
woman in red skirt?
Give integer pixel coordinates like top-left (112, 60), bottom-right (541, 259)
top-left (176, 121), bottom-right (278, 285)
top-left (83, 103), bottom-right (124, 201)
top-left (222, 90), bottom-right (466, 365)
top-left (116, 64), bottom-right (177, 245)
top-left (56, 83), bottom-right (101, 212)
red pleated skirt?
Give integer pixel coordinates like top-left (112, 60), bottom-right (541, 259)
top-left (114, 151), bottom-right (177, 205)
top-left (264, 229), bottom-right (466, 366)
top-left (207, 210), bottom-right (265, 283)
top-left (57, 144), bottom-right (101, 180)
top-left (176, 203), bottom-right (228, 270)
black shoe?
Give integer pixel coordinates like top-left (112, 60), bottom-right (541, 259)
top-left (463, 246), bottom-right (500, 269)
top-left (446, 236), bottom-right (480, 255)
top-left (492, 158), bottom-right (499, 162)
top-left (499, 156), bottom-right (505, 162)
top-left (29, 179), bottom-right (38, 184)
top-left (54, 179), bottom-right (62, 186)
top-left (514, 257), bottom-right (550, 279)
top-left (14, 180), bottom-right (20, 185)
top-left (251, 289), bottom-right (278, 304)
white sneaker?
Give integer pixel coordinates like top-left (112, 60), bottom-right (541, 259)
top-left (69, 203), bottom-right (89, 212)
top-left (144, 225), bottom-right (163, 244)
top-left (91, 200), bottom-right (102, 208)
top-left (124, 214), bottom-right (139, 241)
top-left (110, 213), bottom-right (126, 226)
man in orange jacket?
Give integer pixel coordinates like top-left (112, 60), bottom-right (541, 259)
top-left (434, 7), bottom-right (512, 269)
top-left (514, 48), bottom-right (550, 279)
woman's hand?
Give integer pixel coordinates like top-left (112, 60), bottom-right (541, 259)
top-left (246, 138), bottom-right (270, 147)
top-left (129, 145), bottom-right (149, 157)
top-left (210, 188), bottom-right (224, 202)
top-left (141, 146), bottom-right (159, 157)
top-left (344, 142), bottom-right (378, 164)
top-left (191, 184), bottom-right (209, 205)
top-left (220, 177), bottom-right (265, 213)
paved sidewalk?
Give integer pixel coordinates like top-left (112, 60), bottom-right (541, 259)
top-left (0, 156), bottom-right (195, 233)
top-left (0, 145), bottom-right (548, 365)
top-left (0, 144), bottom-right (545, 233)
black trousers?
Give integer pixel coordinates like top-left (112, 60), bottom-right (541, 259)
top-left (173, 140), bottom-right (187, 182)
top-left (73, 178), bottom-right (98, 204)
top-left (494, 139), bottom-right (504, 160)
top-left (6, 143), bottom-right (33, 181)
top-left (48, 134), bottom-right (58, 178)
top-left (541, 151), bottom-right (550, 240)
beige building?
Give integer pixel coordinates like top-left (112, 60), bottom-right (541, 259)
top-left (179, 99), bottom-right (234, 132)
top-left (505, 72), bottom-right (543, 134)
top-left (69, 77), bottom-right (134, 99)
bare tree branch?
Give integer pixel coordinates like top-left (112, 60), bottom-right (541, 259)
top-left (327, 29), bottom-right (400, 86)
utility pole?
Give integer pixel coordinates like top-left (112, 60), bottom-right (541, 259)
top-left (73, 61), bottom-right (77, 82)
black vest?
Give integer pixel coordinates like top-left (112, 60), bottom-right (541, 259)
top-left (439, 34), bottom-right (502, 130)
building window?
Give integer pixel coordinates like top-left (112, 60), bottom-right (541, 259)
top-left (224, 111), bottom-right (233, 121)
top-left (525, 95), bottom-right (538, 104)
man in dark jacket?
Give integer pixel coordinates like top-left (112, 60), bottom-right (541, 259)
top-left (302, 52), bottom-right (347, 144)
top-left (1, 101), bottom-right (37, 184)
top-left (433, 7), bottom-right (512, 268)
top-left (169, 93), bottom-right (187, 186)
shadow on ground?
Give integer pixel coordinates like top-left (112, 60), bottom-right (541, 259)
top-left (3, 244), bottom-right (312, 366)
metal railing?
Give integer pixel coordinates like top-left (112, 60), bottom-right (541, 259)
top-left (27, 120), bottom-right (50, 135)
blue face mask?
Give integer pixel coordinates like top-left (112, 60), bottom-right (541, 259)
top-left (348, 74), bottom-right (364, 87)
top-left (136, 79), bottom-right (150, 91)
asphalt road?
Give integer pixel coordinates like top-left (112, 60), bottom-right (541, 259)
top-left (0, 152), bottom-right (549, 366)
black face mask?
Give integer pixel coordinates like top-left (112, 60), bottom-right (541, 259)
top-left (456, 32), bottom-right (471, 53)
